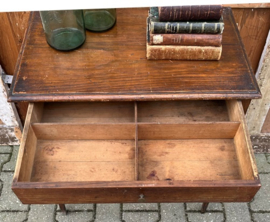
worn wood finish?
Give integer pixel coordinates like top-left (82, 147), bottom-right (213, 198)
top-left (13, 103), bottom-right (43, 182)
top-left (0, 13), bottom-right (18, 75)
top-left (230, 7), bottom-right (270, 113)
top-left (138, 139), bottom-right (241, 181)
top-left (34, 140), bottom-right (135, 163)
top-left (41, 102), bottom-right (134, 123)
top-left (9, 8), bottom-right (260, 102)
top-left (227, 100), bottom-right (259, 180)
top-left (137, 101), bottom-right (230, 122)
top-left (12, 180), bottom-right (260, 204)
top-left (0, 12), bottom-right (30, 75)
top-left (18, 126), bottom-right (37, 181)
top-left (31, 140), bottom-right (135, 182)
top-left (32, 123), bottom-right (135, 140)
top-left (201, 203), bottom-right (209, 213)
top-left (246, 32), bottom-right (270, 135)
top-left (138, 123), bottom-right (240, 139)
top-left (15, 102), bottom-right (29, 125)
top-left (232, 8), bottom-right (270, 72)
top-left (234, 125), bottom-right (255, 180)
top-left (0, 12), bottom-right (30, 123)
top-left (59, 204), bottom-right (67, 215)
top-left (12, 101), bottom-right (260, 204)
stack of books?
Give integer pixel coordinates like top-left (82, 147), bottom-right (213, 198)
top-left (146, 5), bottom-right (224, 60)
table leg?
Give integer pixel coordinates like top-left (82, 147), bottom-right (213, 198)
top-left (59, 204), bottom-right (67, 215)
top-left (201, 202), bottom-right (209, 213)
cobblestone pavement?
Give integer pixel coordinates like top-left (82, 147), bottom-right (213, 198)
top-left (1, 145), bottom-right (270, 222)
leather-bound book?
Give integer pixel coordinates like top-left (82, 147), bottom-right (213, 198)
top-left (149, 33), bottom-right (222, 46)
top-left (146, 43), bottom-right (222, 60)
top-left (158, 5), bottom-right (223, 21)
top-left (149, 16), bottom-right (224, 34)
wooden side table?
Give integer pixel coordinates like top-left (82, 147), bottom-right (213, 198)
top-left (9, 8), bottom-right (261, 214)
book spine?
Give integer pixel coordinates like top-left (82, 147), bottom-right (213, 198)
top-left (150, 21), bottom-right (224, 34)
top-left (149, 33), bottom-right (222, 46)
top-left (146, 44), bottom-right (222, 60)
top-left (158, 5), bottom-right (223, 21)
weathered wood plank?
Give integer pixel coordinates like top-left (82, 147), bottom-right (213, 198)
top-left (0, 126), bottom-right (20, 145)
top-left (137, 100), bottom-right (230, 123)
top-left (227, 100), bottom-right (259, 180)
top-left (138, 139), bottom-right (240, 181)
top-left (246, 31), bottom-right (270, 134)
top-left (12, 180), bottom-right (260, 204)
top-left (0, 12), bottom-right (30, 75)
top-left (0, 12), bottom-right (30, 123)
top-left (232, 8), bottom-right (270, 72)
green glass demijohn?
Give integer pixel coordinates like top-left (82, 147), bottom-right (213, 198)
top-left (83, 9), bottom-right (116, 32)
top-left (39, 10), bottom-right (85, 51)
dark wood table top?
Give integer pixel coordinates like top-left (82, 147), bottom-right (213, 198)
top-left (9, 8), bottom-right (260, 102)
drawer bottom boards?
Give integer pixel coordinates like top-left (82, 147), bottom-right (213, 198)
top-left (12, 100), bottom-right (260, 204)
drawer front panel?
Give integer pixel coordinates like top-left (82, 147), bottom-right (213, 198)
top-left (12, 184), bottom-right (260, 204)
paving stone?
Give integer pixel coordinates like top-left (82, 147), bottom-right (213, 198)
top-left (266, 154), bottom-right (270, 163)
top-left (96, 204), bottom-right (121, 222)
top-left (56, 211), bottom-right (93, 222)
top-left (0, 154), bottom-right (10, 171)
top-left (0, 145), bottom-right (12, 153)
top-left (253, 213), bottom-right (270, 222)
top-left (255, 154), bottom-right (270, 173)
top-left (0, 212), bottom-right (27, 222)
top-left (123, 203), bottom-right (158, 211)
top-left (160, 203), bottom-right (186, 222)
top-left (186, 203), bottom-right (223, 211)
top-left (224, 203), bottom-right (251, 222)
top-left (123, 212), bottom-right (159, 222)
top-left (187, 212), bottom-right (224, 222)
top-left (28, 204), bottom-right (56, 222)
top-left (0, 172), bottom-right (28, 211)
top-left (250, 174), bottom-right (270, 211)
top-left (57, 204), bottom-right (94, 211)
top-left (2, 146), bottom-right (19, 171)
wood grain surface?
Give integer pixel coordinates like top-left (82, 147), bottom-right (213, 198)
top-left (12, 180), bottom-right (260, 204)
top-left (9, 8), bottom-right (260, 102)
top-left (138, 139), bottom-right (241, 181)
top-left (0, 12), bottom-right (30, 122)
top-left (232, 8), bottom-right (270, 73)
top-left (0, 12), bottom-right (30, 75)
top-left (31, 139), bottom-right (135, 182)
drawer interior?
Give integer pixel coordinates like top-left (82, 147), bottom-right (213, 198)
top-left (41, 102), bottom-right (135, 123)
top-left (139, 139), bottom-right (239, 181)
top-left (137, 101), bottom-right (230, 123)
top-left (16, 101), bottom-right (257, 183)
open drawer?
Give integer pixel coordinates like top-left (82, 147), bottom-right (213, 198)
top-left (12, 100), bottom-right (260, 204)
